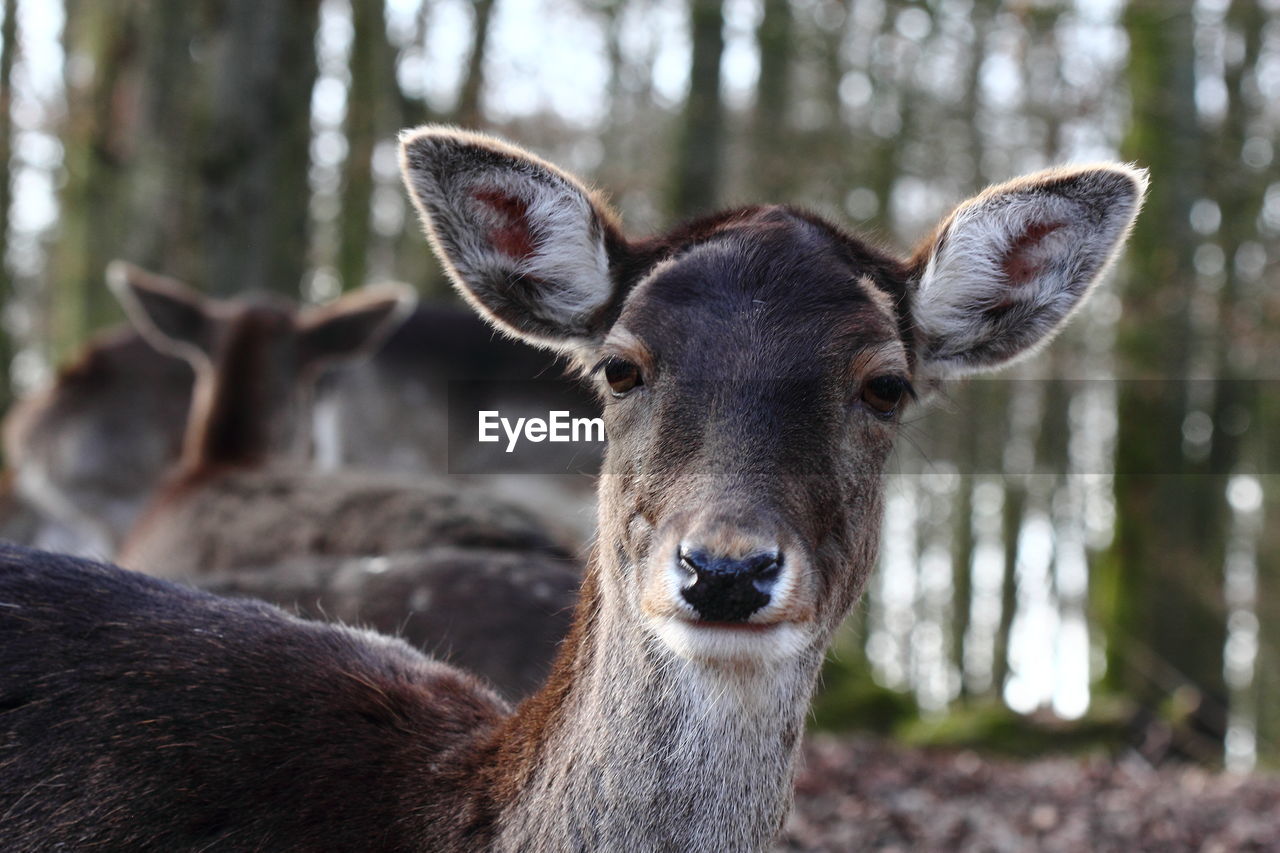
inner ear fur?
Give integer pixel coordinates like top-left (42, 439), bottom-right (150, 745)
top-left (910, 163), bottom-right (1148, 376)
top-left (398, 125), bottom-right (626, 354)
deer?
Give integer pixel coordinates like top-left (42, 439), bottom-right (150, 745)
top-left (197, 546), bottom-right (579, 701)
top-left (0, 126), bottom-right (1145, 850)
top-left (1, 325), bottom-right (193, 556)
top-left (1, 300), bottom-right (598, 559)
top-left (103, 265), bottom-right (582, 699)
top-left (108, 265), bottom-right (578, 577)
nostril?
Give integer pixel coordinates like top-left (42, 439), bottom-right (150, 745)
top-left (742, 551), bottom-right (783, 589)
top-left (677, 544), bottom-right (701, 578)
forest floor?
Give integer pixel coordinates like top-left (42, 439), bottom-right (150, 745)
top-left (779, 734), bottom-right (1280, 852)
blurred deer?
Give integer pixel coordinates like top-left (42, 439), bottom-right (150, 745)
top-left (2, 326), bottom-right (192, 555)
top-left (1, 302), bottom-right (599, 557)
top-left (105, 265), bottom-right (579, 698)
top-left (0, 127), bottom-right (1145, 849)
top-left (200, 546), bottom-right (577, 700)
top-left (313, 303), bottom-right (601, 543)
top-left (106, 264), bottom-right (578, 573)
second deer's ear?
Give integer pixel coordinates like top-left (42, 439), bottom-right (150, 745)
top-left (297, 283), bottom-right (416, 371)
top-left (107, 261), bottom-right (214, 364)
top-left (399, 126), bottom-right (622, 353)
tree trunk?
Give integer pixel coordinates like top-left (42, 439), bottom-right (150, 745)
top-left (0, 0), bottom-right (16, 421)
top-left (992, 479), bottom-right (1023, 698)
top-left (50, 0), bottom-right (141, 359)
top-left (1107, 0), bottom-right (1227, 760)
top-left (669, 0), bottom-right (725, 219)
top-left (338, 0), bottom-right (392, 290)
top-left (199, 0), bottom-right (321, 298)
top-left (950, 469), bottom-right (975, 700)
top-left (1256, 475), bottom-right (1280, 765)
top-left (1216, 0), bottom-right (1275, 764)
top-left (455, 0), bottom-right (496, 128)
top-left (750, 0), bottom-right (792, 200)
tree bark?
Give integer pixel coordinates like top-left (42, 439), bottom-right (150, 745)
top-left (750, 0), bottom-right (792, 200)
top-left (0, 0), bottom-right (16, 421)
top-left (669, 0), bottom-right (725, 219)
top-left (1108, 0), bottom-right (1227, 759)
top-left (338, 0), bottom-right (393, 290)
top-left (50, 0), bottom-right (142, 359)
top-left (455, 0), bottom-right (496, 128)
top-left (199, 0), bottom-right (321, 298)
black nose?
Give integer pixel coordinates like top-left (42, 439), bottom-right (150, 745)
top-left (678, 546), bottom-right (782, 623)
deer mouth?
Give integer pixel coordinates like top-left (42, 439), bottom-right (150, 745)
top-left (684, 620), bottom-right (781, 633)
top-left (650, 615), bottom-right (813, 663)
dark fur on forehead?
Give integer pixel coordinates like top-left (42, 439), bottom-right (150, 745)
top-left (610, 205), bottom-right (916, 370)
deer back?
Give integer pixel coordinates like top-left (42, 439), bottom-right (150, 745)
top-left (0, 544), bottom-right (509, 849)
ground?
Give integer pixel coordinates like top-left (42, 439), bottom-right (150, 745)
top-left (780, 735), bottom-right (1280, 852)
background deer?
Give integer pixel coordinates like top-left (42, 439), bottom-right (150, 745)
top-left (200, 547), bottom-right (578, 700)
top-left (1, 301), bottom-right (599, 558)
top-left (99, 265), bottom-right (581, 697)
top-left (101, 265), bottom-right (571, 573)
top-left (0, 127), bottom-right (1144, 850)
top-left (2, 326), bottom-right (193, 555)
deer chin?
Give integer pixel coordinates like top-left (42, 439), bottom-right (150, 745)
top-left (649, 616), bottom-right (813, 664)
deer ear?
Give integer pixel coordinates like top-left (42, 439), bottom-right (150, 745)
top-left (911, 164), bottom-right (1148, 375)
top-left (399, 125), bottom-right (622, 353)
top-left (107, 261), bottom-right (214, 364)
top-left (297, 283), bottom-right (416, 370)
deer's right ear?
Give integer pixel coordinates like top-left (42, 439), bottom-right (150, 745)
top-left (399, 126), bottom-right (623, 353)
top-left (106, 261), bottom-right (214, 364)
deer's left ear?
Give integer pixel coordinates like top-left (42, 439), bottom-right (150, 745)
top-left (911, 164), bottom-right (1147, 376)
top-left (399, 126), bottom-right (624, 354)
top-left (297, 283), bottom-right (417, 371)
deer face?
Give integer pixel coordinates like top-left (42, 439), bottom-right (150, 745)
top-left (400, 127), bottom-right (1145, 666)
top-left (592, 210), bottom-right (912, 663)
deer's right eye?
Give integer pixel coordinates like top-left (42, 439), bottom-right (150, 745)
top-left (603, 357), bottom-right (644, 397)
top-left (861, 375), bottom-right (911, 418)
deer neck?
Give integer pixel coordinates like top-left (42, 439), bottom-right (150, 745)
top-left (179, 359), bottom-right (304, 473)
top-left (483, 546), bottom-right (825, 851)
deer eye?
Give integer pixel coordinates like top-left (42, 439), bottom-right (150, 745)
top-left (861, 375), bottom-right (909, 417)
top-left (603, 357), bottom-right (644, 397)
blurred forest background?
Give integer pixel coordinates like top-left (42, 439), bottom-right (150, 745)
top-left (0, 0), bottom-right (1277, 769)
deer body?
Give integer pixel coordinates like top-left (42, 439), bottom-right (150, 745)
top-left (0, 547), bottom-right (507, 849)
top-left (122, 464), bottom-right (571, 579)
top-left (199, 546), bottom-right (578, 700)
top-left (0, 546), bottom-right (797, 850)
top-left (0, 128), bottom-right (1145, 850)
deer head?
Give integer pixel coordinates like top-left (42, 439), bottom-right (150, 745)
top-left (403, 129), bottom-right (1144, 674)
top-left (107, 263), bottom-right (415, 471)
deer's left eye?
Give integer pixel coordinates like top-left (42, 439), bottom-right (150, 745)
top-left (861, 375), bottom-right (909, 417)
top-left (603, 357), bottom-right (644, 397)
